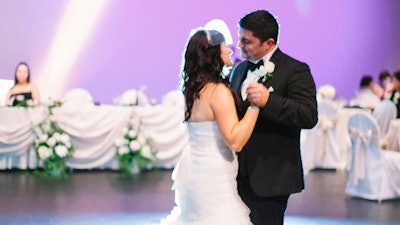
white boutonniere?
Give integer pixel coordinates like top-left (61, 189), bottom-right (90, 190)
top-left (241, 61), bottom-right (275, 100)
top-left (220, 65), bottom-right (232, 79)
top-left (251, 61), bottom-right (275, 82)
top-left (394, 92), bottom-right (400, 104)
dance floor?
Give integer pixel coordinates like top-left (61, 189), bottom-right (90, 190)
top-left (0, 169), bottom-right (399, 225)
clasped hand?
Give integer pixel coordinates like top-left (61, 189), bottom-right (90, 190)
top-left (246, 81), bottom-right (270, 108)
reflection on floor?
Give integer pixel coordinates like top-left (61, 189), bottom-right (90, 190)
top-left (0, 169), bottom-right (399, 225)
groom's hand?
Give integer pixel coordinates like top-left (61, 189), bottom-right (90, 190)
top-left (246, 81), bottom-right (270, 108)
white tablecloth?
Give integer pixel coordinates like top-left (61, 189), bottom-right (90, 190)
top-left (0, 104), bottom-right (188, 170)
top-left (301, 107), bottom-right (369, 174)
top-left (0, 106), bottom-right (47, 169)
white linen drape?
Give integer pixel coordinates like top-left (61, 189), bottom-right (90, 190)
top-left (53, 104), bottom-right (133, 169)
top-left (385, 119), bottom-right (400, 152)
top-left (134, 104), bottom-right (189, 169)
top-left (0, 104), bottom-right (188, 170)
top-left (0, 106), bottom-right (47, 169)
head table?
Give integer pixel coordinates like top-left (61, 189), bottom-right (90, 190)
top-left (0, 103), bottom-right (188, 171)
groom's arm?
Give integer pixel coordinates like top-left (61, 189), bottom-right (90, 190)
top-left (262, 62), bottom-right (318, 129)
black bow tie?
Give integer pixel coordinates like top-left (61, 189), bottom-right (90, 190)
top-left (248, 60), bottom-right (264, 72)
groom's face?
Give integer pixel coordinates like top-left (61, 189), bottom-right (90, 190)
top-left (237, 28), bottom-right (268, 61)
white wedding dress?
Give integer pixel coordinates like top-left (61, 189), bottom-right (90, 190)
top-left (160, 121), bottom-right (252, 225)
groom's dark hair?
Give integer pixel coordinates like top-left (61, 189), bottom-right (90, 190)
top-left (239, 9), bottom-right (280, 44)
top-left (393, 70), bottom-right (400, 81)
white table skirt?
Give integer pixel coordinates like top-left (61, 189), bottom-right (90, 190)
top-left (385, 119), bottom-right (400, 152)
top-left (0, 106), bottom-right (47, 169)
top-left (301, 107), bottom-right (369, 174)
top-left (0, 104), bottom-right (188, 170)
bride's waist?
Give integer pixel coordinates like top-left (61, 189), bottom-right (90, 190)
top-left (189, 138), bottom-right (227, 149)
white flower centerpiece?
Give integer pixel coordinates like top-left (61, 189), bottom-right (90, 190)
top-left (32, 100), bottom-right (74, 178)
top-left (114, 113), bottom-right (156, 176)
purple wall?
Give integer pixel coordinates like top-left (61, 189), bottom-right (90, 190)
top-left (1, 0), bottom-right (399, 103)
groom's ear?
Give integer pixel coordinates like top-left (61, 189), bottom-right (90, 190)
top-left (263, 38), bottom-right (275, 48)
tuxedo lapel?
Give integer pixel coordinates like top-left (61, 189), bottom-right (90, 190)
top-left (261, 48), bottom-right (283, 89)
top-left (231, 48), bottom-right (284, 98)
top-left (270, 48), bottom-right (282, 67)
top-left (230, 63), bottom-right (249, 94)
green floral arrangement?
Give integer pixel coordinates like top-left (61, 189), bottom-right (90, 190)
top-left (114, 114), bottom-right (156, 176)
top-left (11, 95), bottom-right (35, 107)
top-left (32, 100), bottom-right (74, 178)
top-left (13, 99), bottom-right (32, 107)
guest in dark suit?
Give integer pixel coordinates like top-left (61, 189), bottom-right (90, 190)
top-left (389, 70), bottom-right (400, 118)
top-left (230, 10), bottom-right (318, 225)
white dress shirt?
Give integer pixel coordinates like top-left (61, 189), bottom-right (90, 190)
top-left (241, 46), bottom-right (278, 100)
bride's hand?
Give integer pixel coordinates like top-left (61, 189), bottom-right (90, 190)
top-left (246, 82), bottom-right (270, 108)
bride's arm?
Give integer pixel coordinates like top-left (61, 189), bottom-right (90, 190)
top-left (211, 83), bottom-right (259, 152)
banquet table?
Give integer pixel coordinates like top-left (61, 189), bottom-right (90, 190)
top-left (301, 107), bottom-right (369, 174)
top-left (0, 103), bottom-right (188, 170)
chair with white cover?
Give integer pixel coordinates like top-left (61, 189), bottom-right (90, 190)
top-left (161, 90), bottom-right (184, 107)
top-left (346, 111), bottom-right (400, 202)
top-left (0, 79), bottom-right (13, 106)
top-left (300, 126), bottom-right (318, 176)
top-left (317, 84), bottom-right (336, 101)
top-left (118, 89), bottom-right (138, 106)
top-left (301, 98), bottom-right (341, 174)
top-left (315, 99), bottom-right (342, 169)
top-left (117, 88), bottom-right (150, 106)
top-left (372, 100), bottom-right (397, 136)
top-left (63, 88), bottom-right (94, 108)
top-left (136, 89), bottom-right (150, 106)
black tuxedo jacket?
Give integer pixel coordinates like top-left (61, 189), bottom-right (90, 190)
top-left (230, 48), bottom-right (318, 197)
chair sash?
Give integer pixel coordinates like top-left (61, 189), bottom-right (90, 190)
top-left (316, 115), bottom-right (335, 164)
top-left (348, 127), bottom-right (373, 185)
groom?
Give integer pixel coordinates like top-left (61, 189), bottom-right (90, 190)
top-left (230, 10), bottom-right (318, 225)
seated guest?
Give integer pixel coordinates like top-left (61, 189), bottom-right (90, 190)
top-left (389, 70), bottom-right (400, 118)
top-left (350, 75), bottom-right (381, 110)
top-left (377, 70), bottom-right (394, 100)
top-left (5, 62), bottom-right (41, 106)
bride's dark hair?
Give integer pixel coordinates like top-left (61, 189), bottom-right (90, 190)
top-left (180, 30), bottom-right (231, 121)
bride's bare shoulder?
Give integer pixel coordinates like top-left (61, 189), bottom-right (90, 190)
top-left (204, 82), bottom-right (231, 96)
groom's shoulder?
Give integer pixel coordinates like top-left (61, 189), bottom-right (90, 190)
top-left (277, 50), bottom-right (310, 70)
top-left (277, 49), bottom-right (304, 63)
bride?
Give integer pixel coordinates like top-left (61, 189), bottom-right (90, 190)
top-left (160, 28), bottom-right (260, 225)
